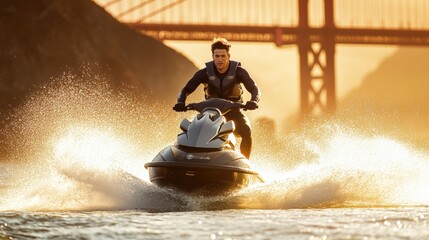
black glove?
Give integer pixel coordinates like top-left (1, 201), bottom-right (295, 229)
top-left (173, 102), bottom-right (186, 112)
top-left (244, 101), bottom-right (258, 110)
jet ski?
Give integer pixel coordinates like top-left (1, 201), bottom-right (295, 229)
top-left (144, 98), bottom-right (264, 195)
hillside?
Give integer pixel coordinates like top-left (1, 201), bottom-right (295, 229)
top-left (338, 47), bottom-right (429, 148)
top-left (0, 0), bottom-right (199, 158)
top-left (0, 0), bottom-right (197, 112)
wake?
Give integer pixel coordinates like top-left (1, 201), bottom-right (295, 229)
top-left (2, 129), bottom-right (429, 212)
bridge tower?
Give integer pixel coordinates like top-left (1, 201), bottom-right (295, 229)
top-left (298, 0), bottom-right (336, 117)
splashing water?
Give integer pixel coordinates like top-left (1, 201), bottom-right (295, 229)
top-left (243, 131), bottom-right (429, 209)
top-left (1, 73), bottom-right (429, 212)
top-left (0, 72), bottom-right (185, 211)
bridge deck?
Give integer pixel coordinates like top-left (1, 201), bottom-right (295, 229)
top-left (130, 23), bottom-right (429, 46)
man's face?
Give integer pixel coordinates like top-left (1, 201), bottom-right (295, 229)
top-left (212, 49), bottom-right (230, 73)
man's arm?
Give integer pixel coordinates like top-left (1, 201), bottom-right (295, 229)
top-left (177, 69), bottom-right (207, 102)
top-left (237, 67), bottom-right (261, 102)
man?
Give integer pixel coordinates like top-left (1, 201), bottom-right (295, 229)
top-left (173, 37), bottom-right (261, 159)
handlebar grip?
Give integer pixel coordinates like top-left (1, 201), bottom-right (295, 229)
top-left (185, 103), bottom-right (195, 111)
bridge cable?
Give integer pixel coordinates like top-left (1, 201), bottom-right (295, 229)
top-left (117, 0), bottom-right (156, 19)
top-left (103, 0), bottom-right (121, 8)
top-left (136, 0), bottom-right (187, 24)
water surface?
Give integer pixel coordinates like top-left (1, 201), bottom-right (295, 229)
top-left (1, 208), bottom-right (429, 239)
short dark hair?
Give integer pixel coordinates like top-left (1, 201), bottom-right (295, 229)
top-left (211, 37), bottom-right (231, 54)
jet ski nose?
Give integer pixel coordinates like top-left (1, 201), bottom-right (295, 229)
top-left (197, 107), bottom-right (221, 121)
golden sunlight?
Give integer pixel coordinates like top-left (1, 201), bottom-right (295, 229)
top-left (53, 125), bottom-right (131, 171)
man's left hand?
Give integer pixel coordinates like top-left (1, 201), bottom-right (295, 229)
top-left (244, 101), bottom-right (258, 110)
top-left (173, 102), bottom-right (187, 112)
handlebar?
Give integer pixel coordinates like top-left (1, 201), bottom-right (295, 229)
top-left (186, 102), bottom-right (245, 112)
top-left (184, 98), bottom-right (254, 114)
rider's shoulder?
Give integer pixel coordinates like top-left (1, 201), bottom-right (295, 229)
top-left (236, 65), bottom-right (249, 74)
top-left (192, 68), bottom-right (209, 81)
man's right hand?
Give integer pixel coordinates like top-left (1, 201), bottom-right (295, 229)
top-left (173, 102), bottom-right (186, 112)
top-left (244, 101), bottom-right (258, 110)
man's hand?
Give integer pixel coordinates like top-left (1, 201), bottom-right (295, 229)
top-left (244, 101), bottom-right (258, 110)
top-left (173, 102), bottom-right (187, 112)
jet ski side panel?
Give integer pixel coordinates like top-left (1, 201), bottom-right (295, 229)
top-left (163, 145), bottom-right (251, 168)
top-left (149, 167), bottom-right (251, 195)
top-left (146, 164), bottom-right (261, 195)
top-left (144, 145), bottom-right (264, 195)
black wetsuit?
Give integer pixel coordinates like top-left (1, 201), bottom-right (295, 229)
top-left (177, 60), bottom-right (261, 159)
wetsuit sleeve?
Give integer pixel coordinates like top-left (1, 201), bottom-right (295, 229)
top-left (177, 69), bottom-right (207, 102)
top-left (237, 67), bottom-right (261, 102)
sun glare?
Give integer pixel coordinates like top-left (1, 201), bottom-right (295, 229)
top-left (53, 125), bottom-right (130, 171)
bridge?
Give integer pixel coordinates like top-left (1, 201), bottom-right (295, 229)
top-left (97, 0), bottom-right (429, 117)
